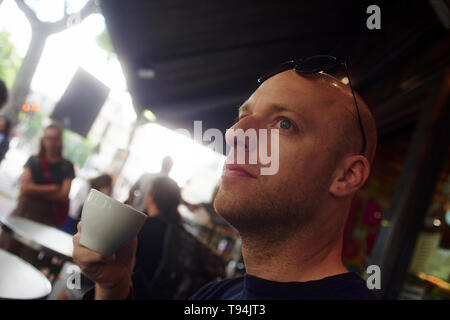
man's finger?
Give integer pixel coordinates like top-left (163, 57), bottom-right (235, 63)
top-left (73, 233), bottom-right (107, 264)
top-left (73, 245), bottom-right (106, 264)
top-left (72, 232), bottom-right (79, 246)
top-left (102, 253), bottom-right (116, 264)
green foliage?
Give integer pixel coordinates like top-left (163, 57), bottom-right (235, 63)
top-left (0, 30), bottom-right (22, 88)
top-left (18, 111), bottom-right (45, 138)
top-left (96, 28), bottom-right (115, 58)
top-left (62, 129), bottom-right (95, 167)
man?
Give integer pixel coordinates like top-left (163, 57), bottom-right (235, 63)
top-left (73, 60), bottom-right (378, 299)
top-left (126, 156), bottom-right (173, 212)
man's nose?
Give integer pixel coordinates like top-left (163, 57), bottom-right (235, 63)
top-left (225, 115), bottom-right (261, 152)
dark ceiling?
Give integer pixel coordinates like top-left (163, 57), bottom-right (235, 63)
top-left (99, 0), bottom-right (446, 134)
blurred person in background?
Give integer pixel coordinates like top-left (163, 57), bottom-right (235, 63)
top-left (0, 123), bottom-right (75, 261)
top-left (0, 79), bottom-right (7, 110)
top-left (62, 174), bottom-right (113, 235)
top-left (126, 155), bottom-right (173, 212)
top-left (132, 175), bottom-right (182, 299)
top-left (0, 115), bottom-right (11, 163)
top-left (130, 176), bottom-right (224, 299)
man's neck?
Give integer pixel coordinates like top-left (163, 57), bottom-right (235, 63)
top-left (240, 228), bottom-right (348, 283)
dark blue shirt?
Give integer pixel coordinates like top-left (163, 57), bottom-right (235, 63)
top-left (190, 272), bottom-right (377, 300)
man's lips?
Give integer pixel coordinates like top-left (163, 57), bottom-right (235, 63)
top-left (222, 164), bottom-right (256, 179)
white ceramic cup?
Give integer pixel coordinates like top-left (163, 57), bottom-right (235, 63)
top-left (80, 188), bottom-right (147, 256)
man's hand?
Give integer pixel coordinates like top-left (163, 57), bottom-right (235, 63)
top-left (72, 222), bottom-right (137, 299)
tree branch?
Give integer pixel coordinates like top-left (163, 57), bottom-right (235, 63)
top-left (15, 0), bottom-right (41, 28)
top-left (47, 0), bottom-right (98, 34)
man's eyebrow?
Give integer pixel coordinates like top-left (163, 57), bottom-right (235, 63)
top-left (237, 103), bottom-right (306, 128)
top-left (269, 104), bottom-right (299, 114)
top-left (269, 104), bottom-right (305, 126)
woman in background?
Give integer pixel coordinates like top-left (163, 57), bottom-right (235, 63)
top-left (15, 123), bottom-right (75, 226)
top-left (0, 123), bottom-right (75, 261)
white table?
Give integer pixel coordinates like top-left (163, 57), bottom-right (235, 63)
top-left (0, 215), bottom-right (73, 259)
top-left (0, 248), bottom-right (52, 299)
top-left (0, 196), bottom-right (16, 219)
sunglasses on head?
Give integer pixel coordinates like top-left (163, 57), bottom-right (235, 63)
top-left (257, 55), bottom-right (367, 156)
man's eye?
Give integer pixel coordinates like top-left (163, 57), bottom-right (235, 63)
top-left (277, 118), bottom-right (295, 130)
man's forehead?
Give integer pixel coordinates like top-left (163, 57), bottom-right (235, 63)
top-left (241, 72), bottom-right (325, 115)
top-left (243, 70), bottom-right (356, 118)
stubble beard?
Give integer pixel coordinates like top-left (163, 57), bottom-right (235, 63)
top-left (213, 176), bottom-right (328, 248)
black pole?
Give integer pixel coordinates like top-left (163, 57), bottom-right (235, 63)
top-left (369, 68), bottom-right (450, 299)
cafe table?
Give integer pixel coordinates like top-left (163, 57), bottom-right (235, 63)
top-left (0, 215), bottom-right (73, 259)
top-left (0, 248), bottom-right (52, 299)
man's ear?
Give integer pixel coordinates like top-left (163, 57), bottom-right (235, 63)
top-left (329, 155), bottom-right (371, 198)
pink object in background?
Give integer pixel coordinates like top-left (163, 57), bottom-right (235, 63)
top-left (363, 199), bottom-right (383, 227)
top-left (342, 239), bottom-right (359, 259)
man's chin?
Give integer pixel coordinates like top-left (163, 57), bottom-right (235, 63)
top-left (214, 191), bottom-right (255, 224)
top-left (215, 183), bottom-right (253, 203)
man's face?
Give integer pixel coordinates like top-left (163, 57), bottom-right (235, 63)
top-left (214, 71), bottom-right (343, 237)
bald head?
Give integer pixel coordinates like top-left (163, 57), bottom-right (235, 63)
top-left (297, 72), bottom-right (378, 166)
top-left (215, 69), bottom-right (378, 243)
